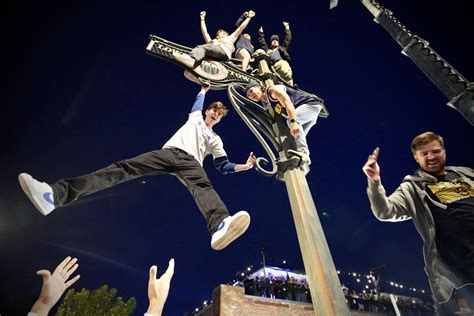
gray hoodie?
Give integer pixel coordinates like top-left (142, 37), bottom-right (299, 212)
top-left (367, 166), bottom-right (474, 303)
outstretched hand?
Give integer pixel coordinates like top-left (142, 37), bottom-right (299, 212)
top-left (146, 259), bottom-right (175, 316)
top-left (247, 10), bottom-right (256, 18)
top-left (362, 147), bottom-right (381, 182)
top-left (259, 26), bottom-right (264, 33)
top-left (200, 11), bottom-right (206, 20)
top-left (283, 21), bottom-right (290, 29)
top-left (30, 256), bottom-right (80, 316)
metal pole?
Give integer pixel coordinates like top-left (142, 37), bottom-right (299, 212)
top-left (253, 50), bottom-right (350, 315)
top-left (284, 168), bottom-right (350, 315)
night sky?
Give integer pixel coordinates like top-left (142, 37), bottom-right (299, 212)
top-left (3, 0), bottom-right (473, 314)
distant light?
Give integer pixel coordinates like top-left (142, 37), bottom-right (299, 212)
top-left (363, 290), bottom-right (366, 293)
top-left (390, 282), bottom-right (394, 286)
top-left (283, 260), bottom-right (286, 264)
top-left (412, 300), bottom-right (416, 304)
top-left (195, 308), bottom-right (199, 312)
top-left (203, 300), bottom-right (207, 305)
top-left (368, 280), bottom-right (372, 283)
top-left (337, 270), bottom-right (340, 274)
top-left (422, 290), bottom-right (425, 293)
top-left (400, 285), bottom-right (403, 288)
top-left (247, 267), bottom-right (252, 271)
top-left (365, 285), bottom-right (369, 289)
top-left (356, 278), bottom-right (360, 282)
top-left (395, 284), bottom-right (399, 288)
top-left (413, 289), bottom-right (417, 292)
top-left (241, 273), bottom-right (245, 276)
top-left (352, 273), bottom-right (357, 277)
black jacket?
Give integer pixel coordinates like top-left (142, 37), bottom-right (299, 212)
top-left (258, 27), bottom-right (292, 63)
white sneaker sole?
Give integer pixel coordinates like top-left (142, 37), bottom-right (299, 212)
top-left (211, 211), bottom-right (250, 251)
top-left (18, 173), bottom-right (54, 216)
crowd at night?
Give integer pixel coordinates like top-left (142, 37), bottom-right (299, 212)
top-left (190, 265), bottom-right (437, 315)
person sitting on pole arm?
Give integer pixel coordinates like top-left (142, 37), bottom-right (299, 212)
top-left (234, 11), bottom-right (255, 72)
top-left (257, 22), bottom-right (294, 86)
top-left (362, 131), bottom-right (474, 315)
top-left (19, 83), bottom-right (257, 251)
top-left (174, 11), bottom-right (255, 69)
top-left (245, 82), bottom-right (323, 169)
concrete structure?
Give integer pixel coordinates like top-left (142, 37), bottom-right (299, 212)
top-left (194, 285), bottom-right (386, 316)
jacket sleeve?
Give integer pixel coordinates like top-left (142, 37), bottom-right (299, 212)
top-left (367, 179), bottom-right (412, 222)
top-left (257, 30), bottom-right (269, 51)
top-left (191, 92), bottom-right (205, 113)
top-left (283, 27), bottom-right (291, 48)
top-left (235, 14), bottom-right (246, 28)
top-left (213, 156), bottom-right (236, 175)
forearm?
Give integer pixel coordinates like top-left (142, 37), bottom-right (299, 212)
top-left (234, 163), bottom-right (252, 172)
top-left (235, 14), bottom-right (245, 28)
top-left (284, 28), bottom-right (292, 47)
top-left (257, 32), bottom-right (268, 50)
top-left (29, 299), bottom-right (50, 316)
top-left (145, 304), bottom-right (163, 316)
top-left (281, 99), bottom-right (297, 121)
top-left (191, 91), bottom-right (206, 112)
top-left (200, 20), bottom-right (211, 43)
top-left (232, 17), bottom-right (251, 38)
top-left (367, 179), bottom-right (410, 222)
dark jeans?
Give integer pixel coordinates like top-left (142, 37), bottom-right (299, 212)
top-left (190, 44), bottom-right (229, 64)
top-left (51, 147), bottom-right (229, 234)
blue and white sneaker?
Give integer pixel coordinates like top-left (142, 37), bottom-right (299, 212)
top-left (18, 173), bottom-right (56, 216)
top-left (211, 211), bottom-right (250, 251)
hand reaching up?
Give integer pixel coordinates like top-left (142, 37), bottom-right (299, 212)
top-left (362, 147), bottom-right (381, 182)
top-left (30, 256), bottom-right (80, 316)
top-left (146, 259), bottom-right (175, 316)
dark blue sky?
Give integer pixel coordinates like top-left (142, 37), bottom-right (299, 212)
top-left (3, 0), bottom-right (473, 314)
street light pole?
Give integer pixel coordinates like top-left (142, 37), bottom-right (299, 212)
top-left (146, 36), bottom-right (350, 316)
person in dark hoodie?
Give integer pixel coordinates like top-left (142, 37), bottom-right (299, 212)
top-left (362, 131), bottom-right (474, 315)
top-left (257, 21), bottom-right (293, 85)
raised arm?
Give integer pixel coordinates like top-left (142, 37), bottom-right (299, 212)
top-left (230, 10), bottom-right (255, 39)
top-left (200, 11), bottom-right (212, 43)
top-left (363, 148), bottom-right (411, 221)
top-left (235, 12), bottom-right (247, 28)
top-left (282, 21), bottom-right (291, 48)
top-left (268, 85), bottom-right (299, 137)
top-left (257, 26), bottom-right (269, 51)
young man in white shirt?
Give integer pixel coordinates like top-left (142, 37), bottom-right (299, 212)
top-left (19, 84), bottom-right (256, 251)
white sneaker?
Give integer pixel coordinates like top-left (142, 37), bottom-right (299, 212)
top-left (211, 211), bottom-right (250, 250)
top-left (18, 173), bottom-right (56, 215)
